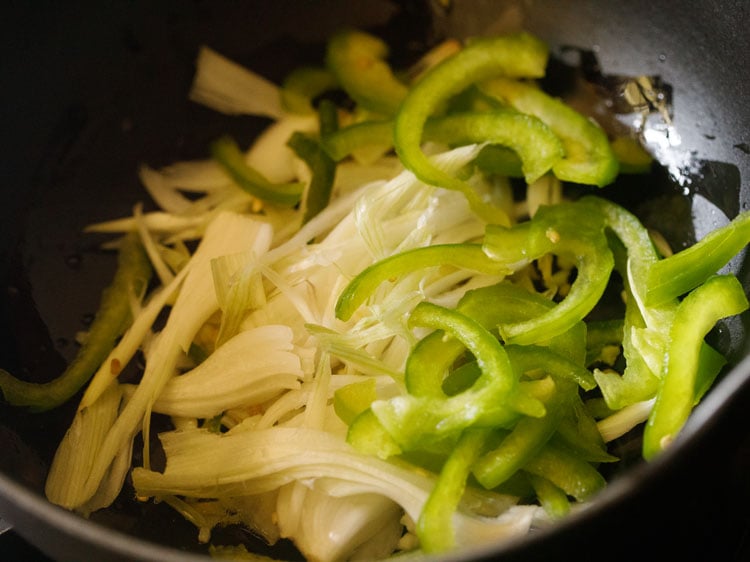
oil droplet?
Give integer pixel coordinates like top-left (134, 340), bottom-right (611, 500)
top-left (658, 53), bottom-right (667, 62)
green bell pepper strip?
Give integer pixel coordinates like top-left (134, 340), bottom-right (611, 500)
top-left (320, 119), bottom-right (392, 161)
top-left (643, 274), bottom-right (749, 459)
top-left (322, 110), bottom-right (563, 185)
top-left (553, 394), bottom-right (618, 463)
top-left (346, 380), bottom-right (547, 459)
top-left (693, 341), bottom-right (729, 404)
top-left (585, 196), bottom-right (673, 409)
top-left (480, 77), bottom-right (619, 187)
top-left (472, 377), bottom-right (567, 489)
top-left (582, 195), bottom-right (660, 290)
top-left (439, 343), bottom-right (596, 397)
top-left (280, 66), bottom-right (338, 115)
top-left (523, 441), bottom-right (606, 501)
top-left (484, 200), bottom-right (615, 345)
top-left (457, 282), bottom-right (588, 366)
top-left (422, 111), bottom-right (564, 184)
top-left (325, 28), bottom-right (409, 116)
top-left (211, 135), bottom-right (304, 206)
top-left (404, 281), bottom-right (586, 400)
top-left (370, 302), bottom-right (532, 450)
top-left (335, 243), bottom-right (512, 322)
top-left (592, 285), bottom-right (662, 410)
top-left (417, 428), bottom-right (493, 553)
top-left (504, 345), bottom-right (596, 390)
top-left (0, 233), bottom-right (151, 411)
top-left (393, 32), bottom-right (549, 223)
top-left (645, 209), bottom-right (750, 306)
top-left (527, 473), bottom-right (570, 518)
top-left (287, 100), bottom-right (339, 224)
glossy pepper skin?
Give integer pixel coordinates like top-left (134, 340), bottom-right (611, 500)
top-left (325, 28), bottom-right (408, 116)
top-left (335, 243), bottom-right (512, 322)
top-left (322, 110), bottom-right (564, 187)
top-left (643, 274), bottom-right (749, 459)
top-left (480, 77), bottom-right (619, 187)
top-left (417, 427), bottom-right (492, 553)
top-left (393, 32), bottom-right (549, 223)
top-left (211, 135), bottom-right (304, 205)
top-left (645, 209), bottom-right (750, 306)
top-left (484, 199), bottom-right (615, 345)
top-left (370, 302), bottom-right (533, 450)
top-left (287, 99), bottom-right (339, 224)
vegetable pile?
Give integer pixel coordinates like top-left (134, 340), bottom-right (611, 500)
top-left (2, 27), bottom-right (749, 562)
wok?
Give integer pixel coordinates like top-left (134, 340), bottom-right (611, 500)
top-left (1, 0), bottom-right (750, 560)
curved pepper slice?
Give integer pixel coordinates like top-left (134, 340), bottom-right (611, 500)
top-left (417, 428), bottom-right (492, 553)
top-left (335, 243), bottom-right (512, 322)
top-left (643, 274), bottom-right (749, 459)
top-left (287, 99), bottom-right (339, 223)
top-left (505, 345), bottom-right (596, 390)
top-left (405, 281), bottom-right (587, 399)
top-left (480, 77), bottom-right (619, 187)
top-left (393, 32), bottom-right (549, 223)
top-left (483, 199), bottom-right (615, 345)
top-left (325, 28), bottom-right (409, 116)
top-left (645, 209), bottom-right (750, 306)
top-left (0, 233), bottom-right (151, 411)
top-left (369, 302), bottom-right (534, 450)
top-left (522, 441), bottom-right (606, 501)
top-left (423, 111), bottom-right (564, 184)
top-left (323, 110), bottom-right (564, 186)
top-left (584, 196), bottom-right (673, 409)
top-left (527, 473), bottom-right (570, 518)
top-left (211, 135), bottom-right (304, 206)
top-left (472, 377), bottom-right (566, 489)
top-left (321, 119), bottom-right (393, 162)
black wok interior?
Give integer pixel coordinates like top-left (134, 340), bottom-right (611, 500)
top-left (2, 1), bottom-right (750, 560)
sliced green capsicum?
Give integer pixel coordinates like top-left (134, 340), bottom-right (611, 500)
top-left (0, 233), bottom-right (151, 411)
top-left (211, 135), bottom-right (305, 206)
top-left (480, 77), bottom-right (619, 187)
top-left (325, 28), bottom-right (409, 116)
top-left (483, 199), bottom-right (615, 345)
top-left (645, 209), bottom-right (750, 306)
top-left (287, 99), bottom-right (339, 223)
top-left (335, 243), bottom-right (512, 322)
top-left (643, 274), bottom-right (749, 459)
top-left (393, 32), bottom-right (549, 222)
